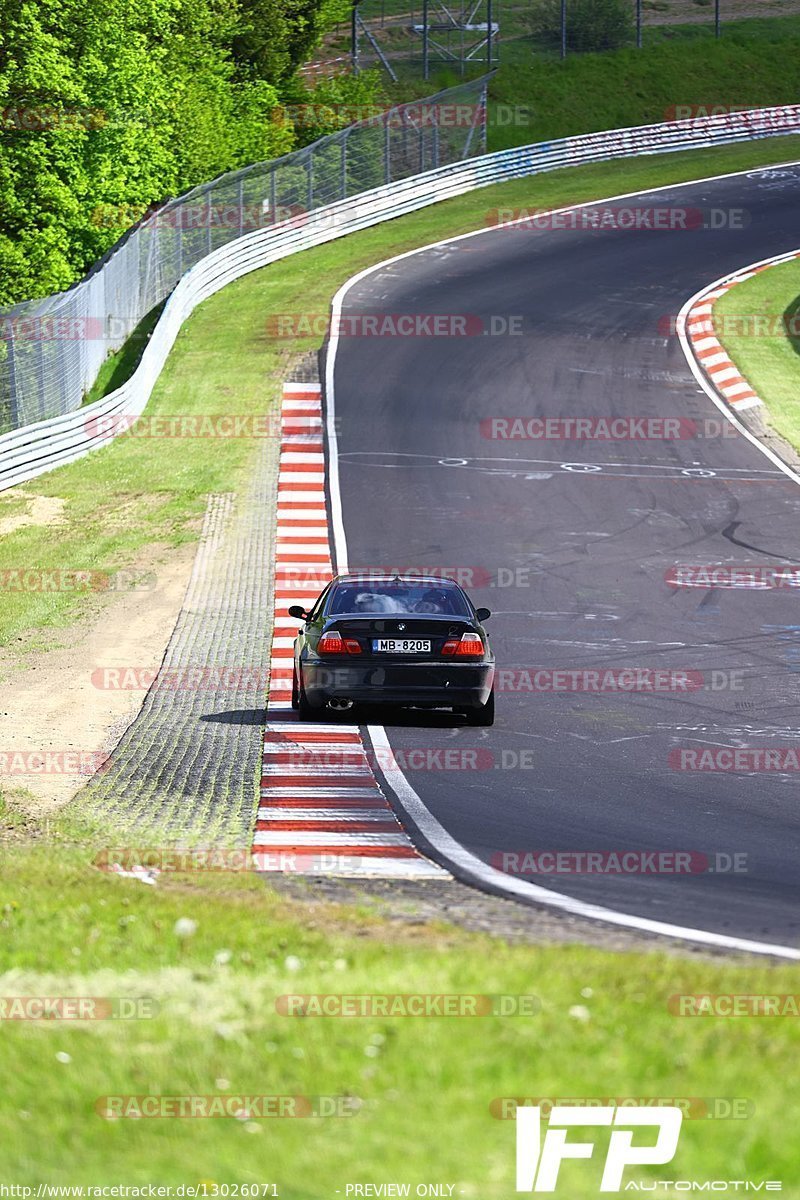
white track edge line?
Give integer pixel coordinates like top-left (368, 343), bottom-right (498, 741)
top-left (326, 164), bottom-right (800, 960)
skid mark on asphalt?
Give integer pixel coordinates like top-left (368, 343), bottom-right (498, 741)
top-left (253, 381), bottom-right (444, 879)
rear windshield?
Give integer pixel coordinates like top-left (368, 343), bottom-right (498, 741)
top-left (326, 582), bottom-right (471, 617)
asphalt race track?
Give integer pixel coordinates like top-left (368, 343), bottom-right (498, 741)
top-left (325, 164), bottom-right (800, 948)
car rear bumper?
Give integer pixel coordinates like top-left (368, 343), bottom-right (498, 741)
top-left (299, 658), bottom-right (495, 711)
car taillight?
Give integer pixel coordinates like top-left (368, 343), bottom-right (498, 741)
top-left (441, 632), bottom-right (484, 657)
top-left (318, 631), bottom-right (361, 655)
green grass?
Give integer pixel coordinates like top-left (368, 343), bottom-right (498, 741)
top-left (487, 18), bottom-right (800, 150)
top-left (1, 798), bottom-right (800, 1189)
top-left (82, 304), bottom-right (165, 406)
top-left (5, 119), bottom-right (800, 1194)
top-left (714, 258), bottom-right (800, 451)
top-left (6, 134), bottom-right (800, 655)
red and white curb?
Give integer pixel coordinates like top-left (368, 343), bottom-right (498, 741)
top-left (682, 249), bottom-right (800, 414)
top-left (252, 381), bottom-right (445, 878)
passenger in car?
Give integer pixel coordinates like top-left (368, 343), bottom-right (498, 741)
top-left (353, 591), bottom-right (405, 613)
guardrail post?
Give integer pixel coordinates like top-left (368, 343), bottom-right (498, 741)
top-left (308, 150), bottom-right (314, 212)
top-left (384, 117), bottom-right (391, 184)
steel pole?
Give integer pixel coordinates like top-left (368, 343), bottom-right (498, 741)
top-left (423, 0), bottom-right (429, 80)
top-left (351, 2), bottom-right (359, 74)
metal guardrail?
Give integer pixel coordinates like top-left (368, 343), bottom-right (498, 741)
top-left (2, 103), bottom-right (799, 491)
top-left (0, 75), bottom-right (490, 437)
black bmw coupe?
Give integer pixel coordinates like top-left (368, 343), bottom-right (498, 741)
top-left (289, 573), bottom-right (495, 724)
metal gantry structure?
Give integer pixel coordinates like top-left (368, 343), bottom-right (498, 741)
top-left (351, 0), bottom-right (498, 82)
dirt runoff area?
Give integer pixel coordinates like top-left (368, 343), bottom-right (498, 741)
top-left (0, 542), bottom-right (195, 814)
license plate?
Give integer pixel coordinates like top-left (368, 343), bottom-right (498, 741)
top-left (372, 638), bottom-right (431, 654)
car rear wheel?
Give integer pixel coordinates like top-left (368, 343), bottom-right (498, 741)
top-left (296, 669), bottom-right (315, 720)
top-left (291, 665), bottom-right (300, 710)
top-left (462, 688), bottom-right (494, 727)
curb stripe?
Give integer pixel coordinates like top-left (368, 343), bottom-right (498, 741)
top-left (250, 383), bottom-right (445, 879)
top-left (684, 248), bottom-right (800, 413)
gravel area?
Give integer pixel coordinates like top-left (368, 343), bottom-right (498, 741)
top-left (263, 872), bottom-right (771, 961)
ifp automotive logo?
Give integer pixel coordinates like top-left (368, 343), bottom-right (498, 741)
top-left (515, 1104), bottom-right (682, 1192)
top-left (513, 1104), bottom-right (782, 1192)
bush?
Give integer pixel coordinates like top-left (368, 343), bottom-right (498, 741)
top-left (527, 0), bottom-right (635, 52)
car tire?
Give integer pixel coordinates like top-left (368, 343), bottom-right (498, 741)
top-left (463, 688), bottom-right (494, 727)
top-left (297, 671), bottom-right (315, 721)
top-left (291, 665), bottom-right (300, 710)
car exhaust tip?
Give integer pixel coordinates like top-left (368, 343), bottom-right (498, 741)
top-left (327, 697), bottom-right (354, 711)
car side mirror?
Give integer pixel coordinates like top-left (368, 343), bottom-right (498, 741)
top-left (288, 605), bottom-right (307, 620)
top-left (476, 607), bottom-right (491, 622)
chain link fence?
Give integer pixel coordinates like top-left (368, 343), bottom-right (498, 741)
top-left (0, 75), bottom-right (489, 437)
top-left (311, 0), bottom-right (798, 84)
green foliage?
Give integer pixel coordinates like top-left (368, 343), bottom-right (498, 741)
top-left (527, 0), bottom-right (634, 51)
top-left (0, 0), bottom-right (337, 306)
top-left (319, 0), bottom-right (353, 28)
top-left (277, 69), bottom-right (386, 146)
top-left (231, 0), bottom-right (343, 83)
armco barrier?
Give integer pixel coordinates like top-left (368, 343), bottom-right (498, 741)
top-left (0, 76), bottom-right (490, 436)
top-left (1, 103), bottom-right (800, 491)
